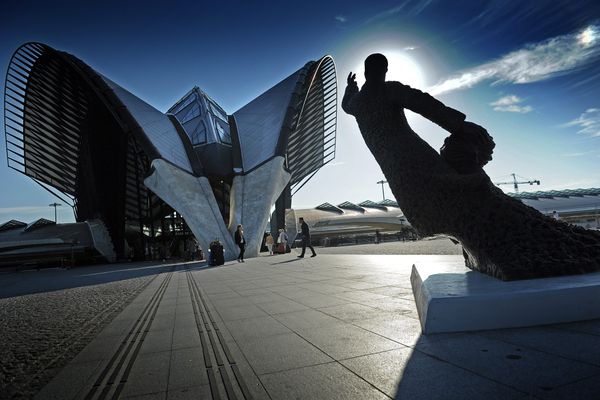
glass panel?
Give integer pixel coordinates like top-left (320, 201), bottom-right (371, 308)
top-left (183, 115), bottom-right (200, 142)
top-left (180, 103), bottom-right (200, 123)
top-left (171, 93), bottom-right (196, 114)
top-left (191, 120), bottom-right (207, 145)
top-left (209, 101), bottom-right (228, 122)
top-left (214, 118), bottom-right (231, 144)
top-left (175, 101), bottom-right (194, 120)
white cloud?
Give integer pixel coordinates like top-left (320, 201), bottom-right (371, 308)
top-left (429, 24), bottom-right (600, 95)
top-left (564, 108), bottom-right (600, 137)
top-left (490, 95), bottom-right (533, 113)
top-left (335, 15), bottom-right (347, 23)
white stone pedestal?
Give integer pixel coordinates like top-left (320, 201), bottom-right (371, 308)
top-left (411, 262), bottom-right (600, 334)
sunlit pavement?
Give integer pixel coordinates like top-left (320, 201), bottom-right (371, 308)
top-left (23, 254), bottom-right (600, 399)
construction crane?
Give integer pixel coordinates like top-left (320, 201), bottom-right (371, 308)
top-left (376, 179), bottom-right (388, 201)
top-left (494, 173), bottom-right (540, 193)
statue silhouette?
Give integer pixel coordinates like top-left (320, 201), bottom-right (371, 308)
top-left (343, 53), bottom-right (600, 281)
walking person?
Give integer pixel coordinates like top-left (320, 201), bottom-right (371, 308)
top-left (277, 228), bottom-right (288, 254)
top-left (297, 217), bottom-right (316, 258)
top-left (265, 233), bottom-right (274, 255)
top-left (234, 224), bottom-right (246, 262)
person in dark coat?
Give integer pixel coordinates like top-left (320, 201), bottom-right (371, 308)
top-left (234, 224), bottom-right (246, 262)
top-left (297, 217), bottom-right (316, 258)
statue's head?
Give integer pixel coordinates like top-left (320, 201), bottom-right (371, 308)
top-left (365, 53), bottom-right (388, 84)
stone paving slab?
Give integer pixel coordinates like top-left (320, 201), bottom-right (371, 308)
top-left (31, 254), bottom-right (600, 399)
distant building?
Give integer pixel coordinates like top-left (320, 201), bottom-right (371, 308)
top-left (509, 188), bottom-right (600, 229)
top-left (3, 42), bottom-right (337, 262)
top-left (0, 218), bottom-right (115, 267)
top-left (282, 200), bottom-right (410, 245)
top-left (288, 188), bottom-right (600, 245)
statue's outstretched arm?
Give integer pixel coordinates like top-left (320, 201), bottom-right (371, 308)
top-left (342, 72), bottom-right (359, 116)
top-left (393, 82), bottom-right (466, 132)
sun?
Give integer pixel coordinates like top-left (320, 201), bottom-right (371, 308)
top-left (353, 51), bottom-right (425, 89)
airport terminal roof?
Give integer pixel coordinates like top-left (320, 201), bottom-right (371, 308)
top-left (508, 188), bottom-right (600, 215)
top-left (509, 188), bottom-right (600, 200)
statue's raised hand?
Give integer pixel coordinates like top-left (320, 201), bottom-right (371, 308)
top-left (347, 72), bottom-right (358, 90)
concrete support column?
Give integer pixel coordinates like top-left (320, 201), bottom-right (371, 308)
top-left (144, 159), bottom-right (237, 261)
top-left (229, 157), bottom-right (291, 258)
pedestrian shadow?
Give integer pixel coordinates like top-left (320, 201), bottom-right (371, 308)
top-left (272, 258), bottom-right (303, 264)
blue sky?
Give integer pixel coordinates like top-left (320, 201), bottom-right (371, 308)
top-left (1, 0), bottom-right (599, 223)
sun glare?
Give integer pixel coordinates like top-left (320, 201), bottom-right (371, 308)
top-left (578, 26), bottom-right (597, 47)
top-left (353, 51), bottom-right (425, 89)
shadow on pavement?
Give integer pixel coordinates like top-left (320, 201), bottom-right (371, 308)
top-left (0, 260), bottom-right (207, 299)
top-left (271, 258), bottom-right (303, 264)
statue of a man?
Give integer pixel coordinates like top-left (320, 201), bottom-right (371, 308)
top-left (342, 53), bottom-right (600, 280)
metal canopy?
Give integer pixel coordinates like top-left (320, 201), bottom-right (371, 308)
top-left (0, 220), bottom-right (27, 232)
top-left (24, 218), bottom-right (55, 232)
top-left (359, 200), bottom-right (388, 210)
top-left (337, 201), bottom-right (365, 213)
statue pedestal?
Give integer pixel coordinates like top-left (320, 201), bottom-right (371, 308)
top-left (411, 262), bottom-right (600, 334)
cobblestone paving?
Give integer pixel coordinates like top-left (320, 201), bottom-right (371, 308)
top-left (0, 275), bottom-right (154, 399)
top-left (313, 236), bottom-right (463, 255)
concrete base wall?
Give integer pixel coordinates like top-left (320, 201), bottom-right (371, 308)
top-left (144, 159), bottom-right (237, 261)
top-left (229, 157), bottom-right (291, 258)
top-left (411, 262), bottom-right (600, 334)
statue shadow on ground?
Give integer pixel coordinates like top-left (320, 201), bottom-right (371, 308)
top-left (392, 317), bottom-right (600, 399)
top-left (0, 260), bottom-right (207, 299)
top-left (392, 332), bottom-right (518, 399)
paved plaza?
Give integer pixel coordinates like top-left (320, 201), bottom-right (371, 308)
top-left (2, 250), bottom-right (600, 399)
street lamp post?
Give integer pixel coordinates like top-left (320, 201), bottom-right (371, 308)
top-left (49, 202), bottom-right (62, 223)
top-left (376, 180), bottom-right (387, 201)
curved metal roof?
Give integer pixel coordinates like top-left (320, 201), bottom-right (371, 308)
top-left (231, 55), bottom-right (337, 192)
top-left (3, 42), bottom-right (197, 206)
top-left (233, 68), bottom-right (305, 172)
top-left (100, 75), bottom-right (194, 173)
top-left (286, 56), bottom-right (337, 194)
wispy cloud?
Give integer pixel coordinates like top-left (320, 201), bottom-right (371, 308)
top-left (335, 15), bottom-right (347, 23)
top-left (564, 108), bottom-right (600, 137)
top-left (490, 95), bottom-right (533, 113)
top-left (429, 24), bottom-right (600, 95)
top-left (0, 206), bottom-right (53, 215)
top-left (561, 150), bottom-right (596, 157)
top-left (364, 0), bottom-right (434, 25)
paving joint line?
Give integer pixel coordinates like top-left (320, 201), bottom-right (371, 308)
top-left (83, 267), bottom-right (174, 400)
top-left (187, 268), bottom-right (255, 400)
